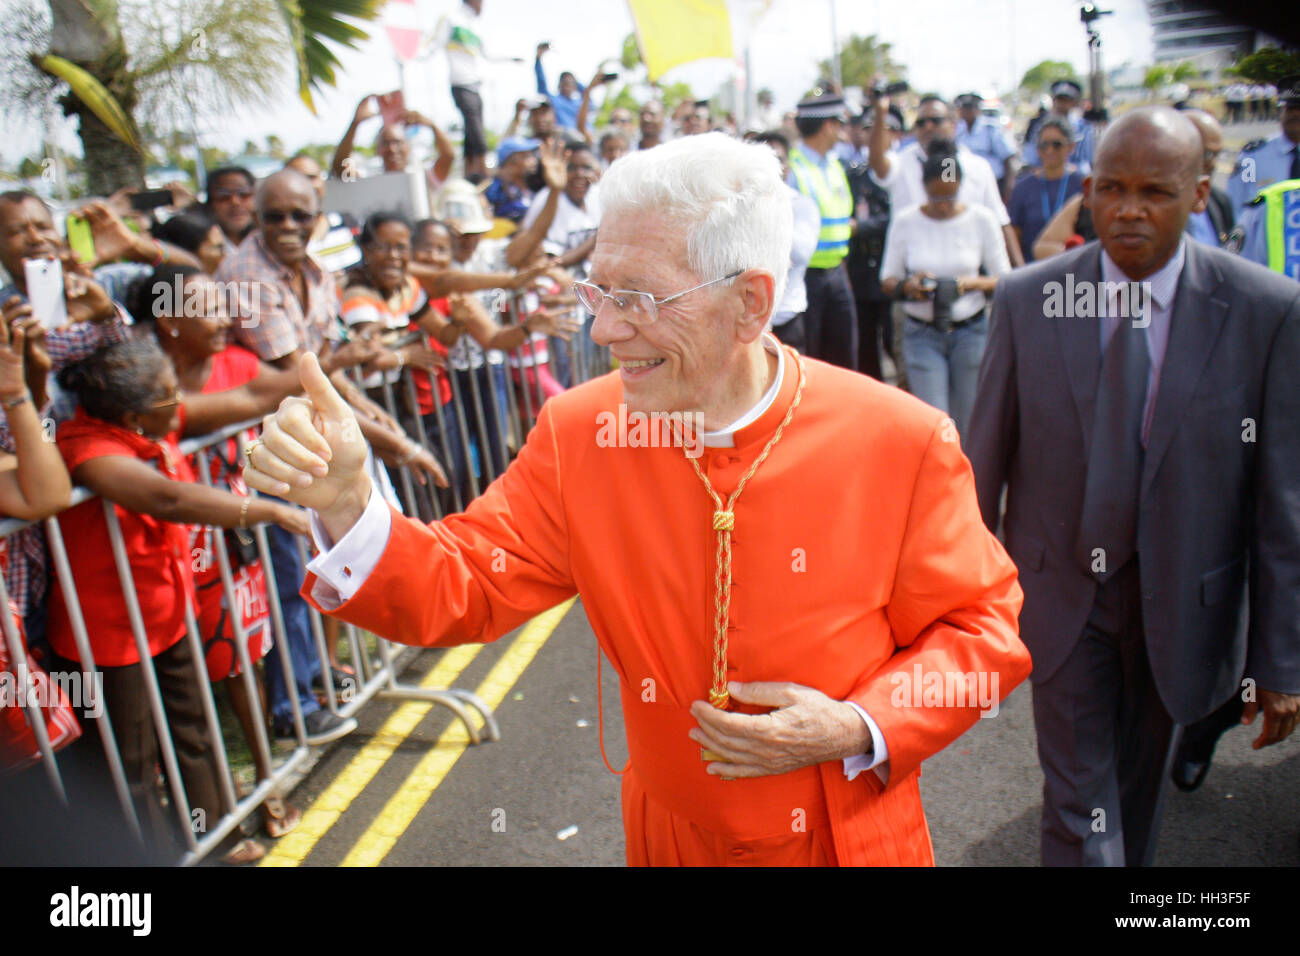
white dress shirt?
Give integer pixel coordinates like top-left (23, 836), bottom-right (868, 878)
top-left (307, 332), bottom-right (890, 782)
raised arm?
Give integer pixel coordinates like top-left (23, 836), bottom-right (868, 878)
top-left (332, 96), bottom-right (378, 180)
top-left (73, 455), bottom-right (306, 535)
top-left (179, 362), bottom-right (303, 436)
top-left (0, 317), bottom-right (70, 520)
top-left (245, 354), bottom-right (574, 643)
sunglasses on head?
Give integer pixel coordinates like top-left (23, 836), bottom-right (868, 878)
top-left (262, 210), bottom-right (316, 225)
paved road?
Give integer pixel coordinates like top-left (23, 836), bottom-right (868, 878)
top-left (275, 600), bottom-right (1298, 867)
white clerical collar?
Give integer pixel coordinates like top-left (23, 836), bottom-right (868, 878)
top-left (701, 334), bottom-right (785, 448)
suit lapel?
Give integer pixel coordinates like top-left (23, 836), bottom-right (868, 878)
top-left (1054, 244), bottom-right (1103, 449)
top-left (1140, 243), bottom-right (1230, 498)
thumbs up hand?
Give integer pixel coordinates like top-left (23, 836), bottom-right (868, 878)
top-left (245, 353), bottom-right (372, 535)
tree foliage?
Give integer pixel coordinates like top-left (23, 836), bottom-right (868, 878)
top-left (1226, 46), bottom-right (1300, 85)
top-left (1020, 60), bottom-right (1078, 93)
top-left (818, 34), bottom-right (904, 90)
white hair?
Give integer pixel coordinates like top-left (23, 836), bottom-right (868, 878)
top-left (597, 132), bottom-right (793, 313)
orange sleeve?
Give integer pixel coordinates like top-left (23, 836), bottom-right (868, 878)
top-left (848, 418), bottom-right (1031, 786)
top-left (302, 400), bottom-right (577, 647)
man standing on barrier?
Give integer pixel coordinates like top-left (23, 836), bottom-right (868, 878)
top-left (244, 134), bottom-right (1031, 866)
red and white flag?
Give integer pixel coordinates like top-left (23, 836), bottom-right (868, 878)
top-left (384, 0), bottom-right (422, 63)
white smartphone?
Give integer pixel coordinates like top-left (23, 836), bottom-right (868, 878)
top-left (23, 258), bottom-right (68, 330)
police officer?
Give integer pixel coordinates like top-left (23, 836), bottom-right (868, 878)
top-left (1226, 75), bottom-right (1300, 217)
top-left (1022, 79), bottom-right (1095, 173)
top-left (788, 92), bottom-right (859, 371)
top-left (1238, 177), bottom-right (1300, 280)
top-left (956, 92), bottom-right (1017, 197)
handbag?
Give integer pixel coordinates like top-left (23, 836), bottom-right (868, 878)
top-left (0, 603), bottom-right (82, 773)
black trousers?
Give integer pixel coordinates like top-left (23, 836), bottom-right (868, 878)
top-left (1032, 560), bottom-right (1181, 866)
top-left (803, 264), bottom-right (859, 372)
top-left (855, 295), bottom-right (889, 380)
top-left (52, 635), bottom-right (226, 855)
top-left (771, 314), bottom-right (806, 354)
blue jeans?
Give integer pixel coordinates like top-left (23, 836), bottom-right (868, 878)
top-left (902, 311), bottom-right (988, 442)
top-left (262, 507), bottom-right (322, 723)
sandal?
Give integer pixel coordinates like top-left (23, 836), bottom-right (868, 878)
top-left (221, 838), bottom-right (266, 865)
top-left (263, 797), bottom-right (303, 839)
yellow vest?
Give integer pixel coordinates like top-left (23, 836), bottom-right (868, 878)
top-left (789, 146), bottom-right (853, 268)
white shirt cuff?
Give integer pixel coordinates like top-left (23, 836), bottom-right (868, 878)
top-left (306, 483), bottom-right (390, 610)
top-left (842, 701), bottom-right (890, 784)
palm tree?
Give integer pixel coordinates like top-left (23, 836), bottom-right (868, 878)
top-left (25, 0), bottom-right (383, 195)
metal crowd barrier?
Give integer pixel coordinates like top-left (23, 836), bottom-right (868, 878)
top-left (0, 287), bottom-right (611, 866)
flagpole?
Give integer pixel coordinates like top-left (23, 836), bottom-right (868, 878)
top-left (829, 0), bottom-right (842, 89)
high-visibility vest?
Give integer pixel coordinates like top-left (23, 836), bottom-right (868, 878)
top-left (1256, 178), bottom-right (1300, 279)
top-left (789, 146), bottom-right (853, 269)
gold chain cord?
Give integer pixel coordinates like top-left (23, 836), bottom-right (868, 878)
top-left (685, 352), bottom-right (807, 710)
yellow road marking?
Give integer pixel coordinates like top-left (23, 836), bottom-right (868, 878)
top-left (259, 643), bottom-right (482, 866)
top-left (339, 598), bottom-right (575, 867)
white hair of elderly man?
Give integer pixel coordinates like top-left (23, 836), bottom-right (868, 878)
top-left (598, 131), bottom-right (794, 309)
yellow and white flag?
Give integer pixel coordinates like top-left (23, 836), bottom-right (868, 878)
top-left (626, 0), bottom-right (734, 82)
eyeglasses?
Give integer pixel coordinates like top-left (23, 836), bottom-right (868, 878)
top-left (1038, 140), bottom-right (1070, 150)
top-left (149, 390), bottom-right (181, 411)
top-left (211, 188), bottom-right (253, 202)
top-left (262, 210), bottom-right (317, 225)
top-left (572, 270), bottom-right (743, 325)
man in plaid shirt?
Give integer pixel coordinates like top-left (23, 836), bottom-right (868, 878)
top-left (215, 169), bottom-right (447, 743)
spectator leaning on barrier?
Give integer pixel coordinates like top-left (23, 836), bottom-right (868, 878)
top-left (0, 191), bottom-right (130, 640)
top-left (285, 153), bottom-right (362, 277)
top-left (136, 265), bottom-right (306, 843)
top-left (50, 338), bottom-right (309, 862)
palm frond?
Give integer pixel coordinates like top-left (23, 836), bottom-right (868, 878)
top-left (274, 0), bottom-right (384, 113)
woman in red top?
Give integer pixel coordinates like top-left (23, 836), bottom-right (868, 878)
top-left (52, 337), bottom-right (307, 862)
top-left (142, 265), bottom-right (309, 839)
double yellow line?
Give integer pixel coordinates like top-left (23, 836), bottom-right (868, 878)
top-left (261, 598), bottom-right (575, 867)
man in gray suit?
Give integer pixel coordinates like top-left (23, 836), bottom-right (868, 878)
top-left (967, 106), bottom-right (1300, 866)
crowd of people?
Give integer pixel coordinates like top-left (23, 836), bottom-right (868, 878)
top-left (2, 0), bottom-right (1298, 867)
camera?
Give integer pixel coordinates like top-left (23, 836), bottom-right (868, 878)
top-left (870, 80), bottom-right (910, 100)
top-left (931, 278), bottom-right (960, 332)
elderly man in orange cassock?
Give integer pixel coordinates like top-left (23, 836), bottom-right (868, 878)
top-left (244, 133), bottom-right (1032, 866)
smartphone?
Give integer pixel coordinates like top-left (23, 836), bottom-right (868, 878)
top-left (601, 73), bottom-right (619, 84)
top-left (23, 258), bottom-right (68, 330)
top-left (376, 90), bottom-right (406, 126)
top-left (130, 189), bottom-right (174, 212)
top-left (65, 214), bottom-right (96, 265)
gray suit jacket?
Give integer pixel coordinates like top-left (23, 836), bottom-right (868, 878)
top-left (967, 239), bottom-right (1300, 724)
